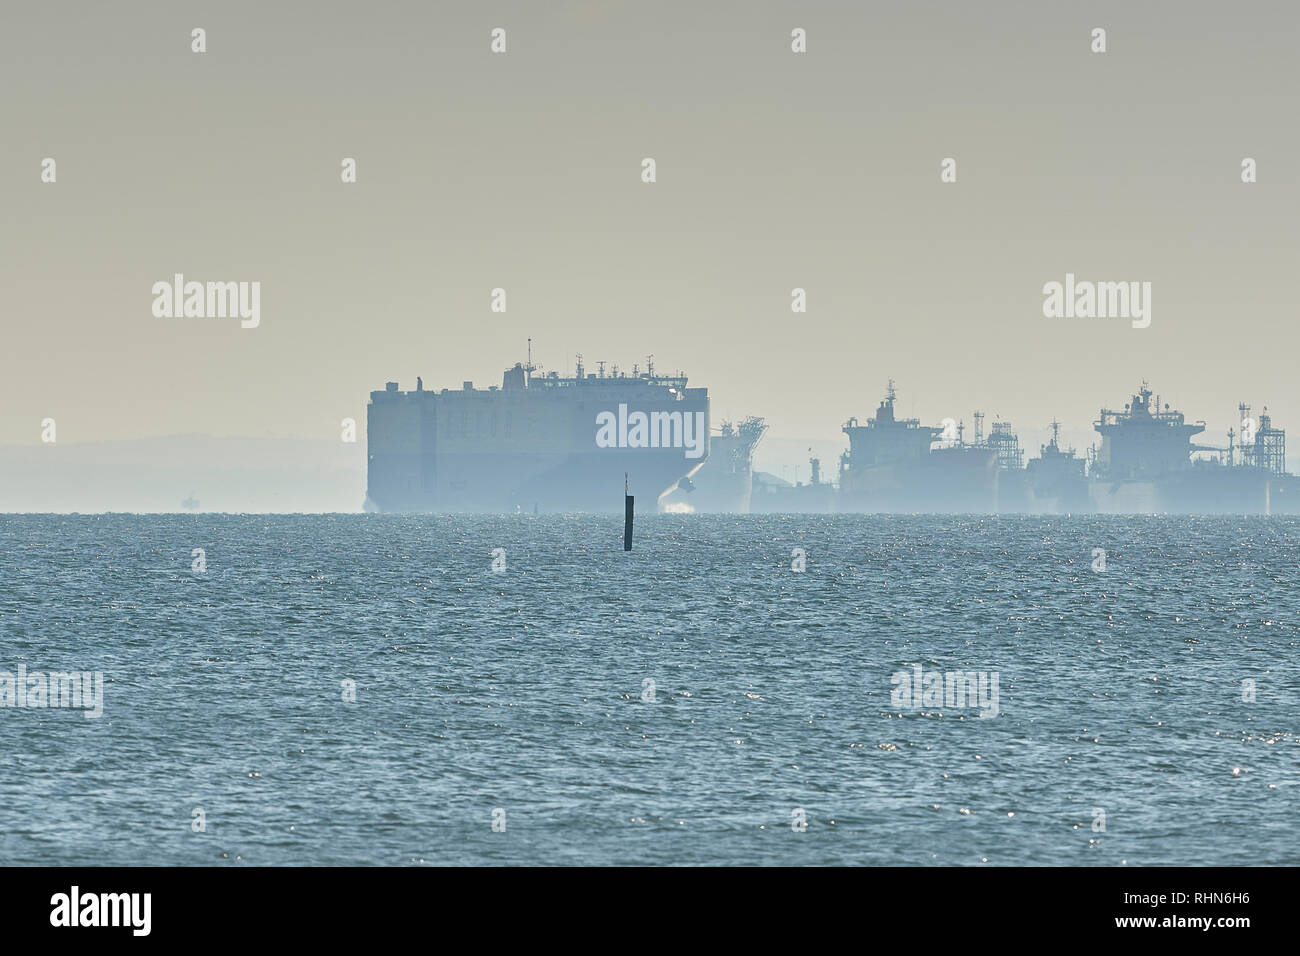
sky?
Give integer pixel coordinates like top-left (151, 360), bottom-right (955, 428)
top-left (2, 0), bottom-right (1298, 507)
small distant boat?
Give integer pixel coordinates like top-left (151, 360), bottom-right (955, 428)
top-left (181, 493), bottom-right (199, 510)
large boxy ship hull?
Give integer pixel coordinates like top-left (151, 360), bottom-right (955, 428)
top-left (366, 363), bottom-right (709, 513)
top-left (368, 449), bottom-right (705, 513)
top-left (837, 448), bottom-right (999, 513)
top-left (1089, 469), bottom-right (1300, 515)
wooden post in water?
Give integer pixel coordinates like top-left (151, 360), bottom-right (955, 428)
top-left (624, 473), bottom-right (634, 551)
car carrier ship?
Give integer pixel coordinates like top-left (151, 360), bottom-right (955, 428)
top-left (365, 354), bottom-right (709, 513)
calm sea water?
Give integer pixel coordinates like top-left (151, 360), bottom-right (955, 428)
top-left (0, 514), bottom-right (1297, 866)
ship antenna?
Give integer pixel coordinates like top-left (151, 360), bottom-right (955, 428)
top-left (646, 353), bottom-right (654, 378)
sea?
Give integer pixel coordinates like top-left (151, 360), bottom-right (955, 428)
top-left (0, 514), bottom-right (1296, 866)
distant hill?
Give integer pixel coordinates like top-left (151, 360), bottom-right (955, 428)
top-left (0, 436), bottom-right (365, 513)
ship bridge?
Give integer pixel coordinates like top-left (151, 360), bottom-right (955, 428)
top-left (1094, 385), bottom-right (1204, 479)
top-left (841, 381), bottom-right (942, 468)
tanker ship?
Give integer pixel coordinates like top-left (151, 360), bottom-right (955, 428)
top-left (365, 355), bottom-right (709, 513)
top-left (837, 382), bottom-right (999, 512)
top-left (1088, 384), bottom-right (1299, 513)
top-left (1024, 421), bottom-right (1089, 513)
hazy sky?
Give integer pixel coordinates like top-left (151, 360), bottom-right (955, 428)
top-left (3, 1), bottom-right (1298, 481)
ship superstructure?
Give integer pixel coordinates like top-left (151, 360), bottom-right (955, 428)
top-left (1094, 385), bottom-right (1203, 480)
top-left (366, 354), bottom-right (709, 513)
top-left (838, 381), bottom-right (998, 512)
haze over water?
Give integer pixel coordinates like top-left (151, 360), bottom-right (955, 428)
top-left (1, 514), bottom-right (1296, 865)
